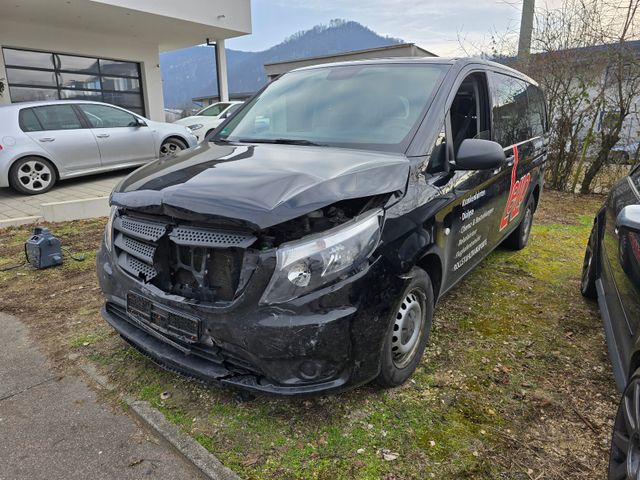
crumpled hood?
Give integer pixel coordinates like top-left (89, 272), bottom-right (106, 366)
top-left (111, 142), bottom-right (410, 229)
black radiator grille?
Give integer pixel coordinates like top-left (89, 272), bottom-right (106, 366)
top-left (112, 214), bottom-right (256, 302)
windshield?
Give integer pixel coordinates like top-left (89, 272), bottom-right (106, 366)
top-left (216, 64), bottom-right (447, 152)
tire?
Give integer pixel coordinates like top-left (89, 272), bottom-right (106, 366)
top-left (159, 137), bottom-right (187, 157)
top-left (609, 369), bottom-right (640, 480)
top-left (502, 196), bottom-right (535, 250)
top-left (581, 223), bottom-right (598, 299)
top-left (9, 156), bottom-right (57, 195)
top-left (375, 267), bottom-right (434, 388)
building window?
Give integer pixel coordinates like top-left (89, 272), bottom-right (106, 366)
top-left (2, 48), bottom-right (145, 116)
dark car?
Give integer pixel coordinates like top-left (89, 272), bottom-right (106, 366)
top-left (97, 58), bottom-right (548, 395)
top-left (581, 165), bottom-right (640, 479)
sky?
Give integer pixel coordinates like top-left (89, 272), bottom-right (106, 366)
top-left (226, 0), bottom-right (561, 56)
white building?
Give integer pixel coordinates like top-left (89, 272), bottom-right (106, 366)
top-left (0, 0), bottom-right (252, 121)
top-left (263, 43), bottom-right (436, 82)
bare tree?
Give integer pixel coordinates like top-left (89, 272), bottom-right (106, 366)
top-left (580, 0), bottom-right (640, 193)
top-left (459, 0), bottom-right (640, 193)
top-left (515, 0), bottom-right (603, 190)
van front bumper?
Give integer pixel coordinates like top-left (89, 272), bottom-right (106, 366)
top-left (97, 245), bottom-right (403, 396)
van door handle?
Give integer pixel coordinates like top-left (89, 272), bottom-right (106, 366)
top-left (96, 133), bottom-right (110, 138)
top-left (39, 137), bottom-right (55, 142)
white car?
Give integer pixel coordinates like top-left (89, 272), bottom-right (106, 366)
top-left (0, 100), bottom-right (198, 194)
top-left (174, 101), bottom-right (243, 142)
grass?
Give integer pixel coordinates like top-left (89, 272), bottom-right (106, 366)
top-left (0, 190), bottom-right (618, 479)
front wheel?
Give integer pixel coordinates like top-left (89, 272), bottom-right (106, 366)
top-left (375, 268), bottom-right (434, 388)
top-left (581, 224), bottom-right (598, 299)
top-left (609, 370), bottom-right (640, 480)
top-left (159, 137), bottom-right (187, 158)
top-left (502, 196), bottom-right (535, 250)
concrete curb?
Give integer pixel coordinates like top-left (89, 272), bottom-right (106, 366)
top-left (127, 400), bottom-right (242, 480)
top-left (0, 196), bottom-right (110, 230)
top-left (77, 361), bottom-right (241, 480)
top-left (41, 196), bottom-right (110, 222)
top-left (0, 215), bottom-right (42, 229)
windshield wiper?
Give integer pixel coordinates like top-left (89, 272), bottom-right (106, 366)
top-left (237, 138), bottom-right (327, 147)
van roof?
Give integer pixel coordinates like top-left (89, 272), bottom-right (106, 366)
top-left (289, 56), bottom-right (539, 86)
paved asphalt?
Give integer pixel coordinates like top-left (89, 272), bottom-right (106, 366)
top-left (0, 312), bottom-right (203, 480)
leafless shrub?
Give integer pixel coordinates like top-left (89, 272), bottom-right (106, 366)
top-left (459, 0), bottom-right (640, 193)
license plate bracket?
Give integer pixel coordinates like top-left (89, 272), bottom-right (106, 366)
top-left (126, 292), bottom-right (200, 343)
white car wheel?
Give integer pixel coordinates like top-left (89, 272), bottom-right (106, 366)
top-left (160, 138), bottom-right (187, 158)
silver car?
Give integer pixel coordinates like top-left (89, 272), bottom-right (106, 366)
top-left (0, 100), bottom-right (198, 194)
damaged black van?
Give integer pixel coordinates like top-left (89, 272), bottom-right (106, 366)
top-left (97, 58), bottom-right (548, 395)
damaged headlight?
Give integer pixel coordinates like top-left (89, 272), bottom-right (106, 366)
top-left (261, 209), bottom-right (383, 304)
top-left (104, 206), bottom-right (118, 252)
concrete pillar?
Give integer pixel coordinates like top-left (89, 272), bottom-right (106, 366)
top-left (518, 0), bottom-right (535, 58)
top-left (0, 46), bottom-right (10, 106)
top-left (141, 48), bottom-right (165, 122)
top-left (215, 39), bottom-right (229, 102)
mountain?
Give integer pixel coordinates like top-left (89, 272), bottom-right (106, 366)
top-left (160, 20), bottom-right (403, 109)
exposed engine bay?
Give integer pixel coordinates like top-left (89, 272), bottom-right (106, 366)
top-left (255, 194), bottom-right (390, 248)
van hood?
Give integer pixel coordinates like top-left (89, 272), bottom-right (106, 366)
top-left (111, 142), bottom-right (410, 230)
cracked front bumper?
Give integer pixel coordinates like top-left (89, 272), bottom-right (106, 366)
top-left (97, 244), bottom-right (403, 396)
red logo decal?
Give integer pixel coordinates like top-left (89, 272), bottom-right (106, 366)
top-left (499, 145), bottom-right (531, 231)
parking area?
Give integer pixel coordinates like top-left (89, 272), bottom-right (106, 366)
top-left (0, 170), bottom-right (129, 227)
top-left (0, 190), bottom-right (618, 479)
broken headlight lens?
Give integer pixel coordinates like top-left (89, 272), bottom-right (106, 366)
top-left (261, 209), bottom-right (383, 304)
top-left (104, 206), bottom-right (118, 252)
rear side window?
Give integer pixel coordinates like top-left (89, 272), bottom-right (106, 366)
top-left (32, 105), bottom-right (82, 131)
top-left (526, 84), bottom-right (547, 137)
top-left (78, 104), bottom-right (138, 128)
top-left (490, 73), bottom-right (529, 147)
top-left (19, 108), bottom-right (43, 132)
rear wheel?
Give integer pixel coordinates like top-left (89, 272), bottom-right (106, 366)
top-left (581, 224), bottom-right (598, 299)
top-left (9, 156), bottom-right (57, 195)
top-left (609, 370), bottom-right (640, 480)
top-left (502, 196), bottom-right (535, 250)
top-left (159, 137), bottom-right (187, 158)
top-left (375, 268), bottom-right (433, 388)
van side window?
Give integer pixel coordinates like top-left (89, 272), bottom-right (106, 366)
top-left (526, 84), bottom-right (547, 138)
top-left (427, 124), bottom-right (447, 173)
top-left (449, 73), bottom-right (490, 155)
top-left (490, 73), bottom-right (529, 147)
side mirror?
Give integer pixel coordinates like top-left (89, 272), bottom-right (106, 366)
top-left (220, 112), bottom-right (229, 120)
top-left (616, 205), bottom-right (640, 231)
top-left (134, 117), bottom-right (147, 127)
top-left (453, 138), bottom-right (506, 171)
